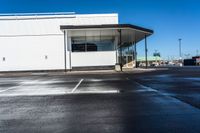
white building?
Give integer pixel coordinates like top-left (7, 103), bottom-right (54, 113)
top-left (0, 12), bottom-right (153, 72)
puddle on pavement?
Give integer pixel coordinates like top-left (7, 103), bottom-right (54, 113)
top-left (185, 78), bottom-right (200, 81)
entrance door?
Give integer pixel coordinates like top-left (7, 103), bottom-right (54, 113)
top-left (120, 44), bottom-right (134, 68)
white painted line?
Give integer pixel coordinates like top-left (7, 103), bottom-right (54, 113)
top-left (73, 90), bottom-right (120, 94)
top-left (31, 73), bottom-right (48, 75)
top-left (87, 78), bottom-right (122, 82)
top-left (134, 81), bottom-right (158, 92)
top-left (0, 86), bottom-right (17, 93)
top-left (0, 93), bottom-right (66, 97)
top-left (71, 79), bottom-right (84, 93)
top-left (0, 90), bottom-right (120, 97)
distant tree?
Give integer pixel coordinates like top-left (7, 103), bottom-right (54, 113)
top-left (153, 50), bottom-right (161, 57)
top-left (196, 49), bottom-right (199, 56)
top-left (184, 53), bottom-right (190, 59)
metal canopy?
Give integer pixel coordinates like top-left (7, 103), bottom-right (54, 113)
top-left (60, 24), bottom-right (153, 34)
top-left (60, 24), bottom-right (153, 44)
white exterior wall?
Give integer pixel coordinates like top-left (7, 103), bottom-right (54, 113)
top-left (0, 35), bottom-right (64, 71)
top-left (0, 14), bottom-right (118, 36)
top-left (0, 13), bottom-right (118, 71)
top-left (71, 51), bottom-right (116, 67)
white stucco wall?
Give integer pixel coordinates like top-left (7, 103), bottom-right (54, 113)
top-left (0, 13), bottom-right (118, 71)
top-left (0, 35), bottom-right (65, 71)
top-left (71, 51), bottom-right (116, 67)
top-left (0, 14), bottom-right (118, 36)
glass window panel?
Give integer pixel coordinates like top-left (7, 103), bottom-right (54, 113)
top-left (86, 43), bottom-right (97, 51)
top-left (71, 36), bottom-right (115, 52)
top-left (72, 43), bottom-right (86, 52)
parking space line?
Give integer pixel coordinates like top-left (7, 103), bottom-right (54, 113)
top-left (134, 81), bottom-right (158, 92)
top-left (0, 86), bottom-right (17, 93)
top-left (73, 90), bottom-right (119, 94)
top-left (71, 79), bottom-right (84, 93)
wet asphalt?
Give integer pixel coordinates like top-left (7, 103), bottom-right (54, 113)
top-left (1, 67), bottom-right (200, 133)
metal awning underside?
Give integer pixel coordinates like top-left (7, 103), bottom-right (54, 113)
top-left (60, 24), bottom-right (153, 44)
top-left (60, 24), bottom-right (153, 35)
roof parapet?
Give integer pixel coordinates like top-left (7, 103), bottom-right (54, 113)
top-left (0, 12), bottom-right (76, 20)
top-left (0, 12), bottom-right (76, 16)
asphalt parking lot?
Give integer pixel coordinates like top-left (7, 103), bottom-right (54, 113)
top-left (1, 67), bottom-right (200, 133)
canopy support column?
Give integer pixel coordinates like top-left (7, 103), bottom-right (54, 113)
top-left (134, 41), bottom-right (137, 68)
top-left (64, 30), bottom-right (67, 72)
top-left (145, 35), bottom-right (148, 69)
top-left (115, 29), bottom-right (123, 71)
top-left (119, 29), bottom-right (122, 66)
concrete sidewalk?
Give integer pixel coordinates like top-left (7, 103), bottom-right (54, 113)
top-left (0, 68), bottom-right (165, 77)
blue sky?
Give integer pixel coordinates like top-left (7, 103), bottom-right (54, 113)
top-left (0, 0), bottom-right (200, 59)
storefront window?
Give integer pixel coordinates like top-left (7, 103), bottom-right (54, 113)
top-left (71, 36), bottom-right (115, 52)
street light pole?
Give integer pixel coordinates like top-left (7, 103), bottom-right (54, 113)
top-left (178, 39), bottom-right (182, 60)
top-left (196, 49), bottom-right (199, 56)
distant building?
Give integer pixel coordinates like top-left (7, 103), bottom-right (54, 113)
top-left (0, 12), bottom-right (153, 72)
top-left (137, 56), bottom-right (161, 67)
top-left (184, 56), bottom-right (200, 66)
